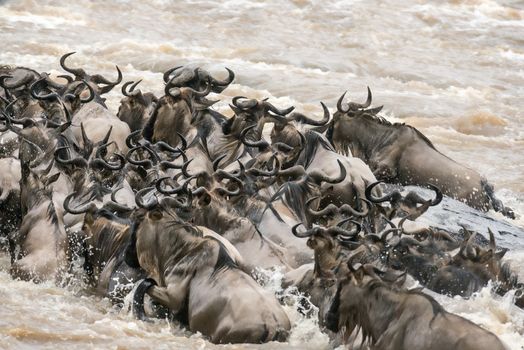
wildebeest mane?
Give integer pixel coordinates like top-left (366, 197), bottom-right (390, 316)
top-left (357, 113), bottom-right (436, 150)
top-left (192, 110), bottom-right (214, 140)
top-left (272, 180), bottom-right (314, 224)
top-left (211, 241), bottom-right (239, 278)
top-left (236, 194), bottom-right (284, 225)
top-left (46, 200), bottom-right (59, 227)
top-left (124, 220), bottom-right (141, 268)
top-left (366, 277), bottom-right (444, 321)
top-left (297, 130), bottom-right (336, 169)
top-left (142, 104), bottom-right (158, 141)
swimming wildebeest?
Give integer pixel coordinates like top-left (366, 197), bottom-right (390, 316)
top-left (129, 191), bottom-right (291, 344)
top-left (326, 263), bottom-right (506, 350)
top-left (327, 88), bottom-right (514, 219)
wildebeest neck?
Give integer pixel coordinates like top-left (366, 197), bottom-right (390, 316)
top-left (295, 130), bottom-right (335, 169)
top-left (333, 115), bottom-right (436, 162)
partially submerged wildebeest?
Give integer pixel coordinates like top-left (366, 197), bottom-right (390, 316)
top-left (328, 88), bottom-right (514, 218)
top-left (117, 80), bottom-right (157, 132)
top-left (326, 263), bottom-right (506, 350)
top-left (129, 193), bottom-right (291, 344)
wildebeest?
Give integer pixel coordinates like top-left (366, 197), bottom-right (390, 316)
top-left (63, 198), bottom-right (145, 303)
top-left (10, 167), bottom-right (68, 282)
top-left (0, 157), bottom-right (22, 254)
top-left (117, 80), bottom-right (157, 132)
top-left (328, 88), bottom-right (514, 218)
top-left (129, 194), bottom-right (291, 344)
top-left (326, 263), bottom-right (506, 350)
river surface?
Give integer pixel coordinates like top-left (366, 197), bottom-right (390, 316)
top-left (0, 0), bottom-right (523, 349)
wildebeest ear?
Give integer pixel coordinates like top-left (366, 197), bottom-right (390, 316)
top-left (198, 192), bottom-right (212, 207)
top-left (148, 208), bottom-right (163, 221)
top-left (43, 172), bottom-right (60, 187)
top-left (495, 248), bottom-right (508, 260)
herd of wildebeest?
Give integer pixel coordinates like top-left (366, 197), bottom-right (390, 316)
top-left (0, 53), bottom-right (522, 348)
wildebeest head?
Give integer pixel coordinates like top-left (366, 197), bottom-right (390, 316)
top-left (451, 228), bottom-right (508, 282)
top-left (117, 80), bottom-right (158, 132)
top-left (270, 102), bottom-right (331, 151)
top-left (365, 181), bottom-right (442, 220)
top-left (325, 263), bottom-right (406, 336)
top-left (10, 169), bottom-right (68, 282)
top-left (223, 96), bottom-right (294, 138)
top-left (333, 87), bottom-right (383, 119)
top-left (326, 87), bottom-right (383, 156)
top-left (270, 159), bottom-right (347, 225)
top-left (163, 65), bottom-right (235, 94)
top-left (59, 52), bottom-right (122, 98)
top-left (305, 194), bottom-right (370, 228)
top-left (143, 74), bottom-right (211, 146)
top-left (292, 221), bottom-right (361, 278)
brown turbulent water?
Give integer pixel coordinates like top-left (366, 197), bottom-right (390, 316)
top-left (1, 0), bottom-right (524, 348)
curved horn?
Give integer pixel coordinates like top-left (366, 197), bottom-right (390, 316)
top-left (232, 96), bottom-right (258, 110)
top-left (381, 228), bottom-right (402, 243)
top-left (239, 124), bottom-right (269, 150)
top-left (90, 153), bottom-right (125, 171)
top-left (338, 198), bottom-right (370, 217)
top-left (247, 156), bottom-right (281, 177)
top-left (166, 67), bottom-right (196, 88)
top-left (360, 87), bottom-right (372, 108)
top-left (345, 88), bottom-right (373, 110)
top-left (337, 91), bottom-right (349, 114)
top-left (0, 72), bottom-right (33, 89)
top-left (184, 74), bottom-right (211, 98)
top-left (176, 132), bottom-right (188, 151)
top-left (327, 220), bottom-right (362, 237)
top-left (135, 186), bottom-right (158, 210)
top-left (59, 52), bottom-right (86, 78)
top-left (93, 66), bottom-right (123, 94)
top-left (125, 129), bottom-right (142, 149)
top-left (309, 159), bottom-right (346, 184)
top-left (213, 154), bottom-right (227, 172)
top-left (156, 176), bottom-right (194, 195)
top-left (289, 102), bottom-right (330, 126)
top-left (79, 80), bottom-right (95, 103)
top-left (365, 181), bottom-right (397, 203)
top-left (63, 192), bottom-right (97, 214)
top-left (41, 72), bottom-right (66, 90)
top-left (30, 78), bottom-right (60, 101)
top-left (264, 101), bottom-right (295, 116)
top-left (291, 223), bottom-right (319, 238)
top-left (54, 147), bottom-right (88, 168)
top-left (211, 67), bottom-right (235, 86)
top-left (126, 146), bottom-right (153, 168)
top-left (162, 66), bottom-right (183, 83)
top-left (122, 80), bottom-right (141, 97)
top-left (426, 183), bottom-right (443, 206)
top-left (306, 196), bottom-right (337, 218)
top-left (57, 74), bottom-right (74, 83)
